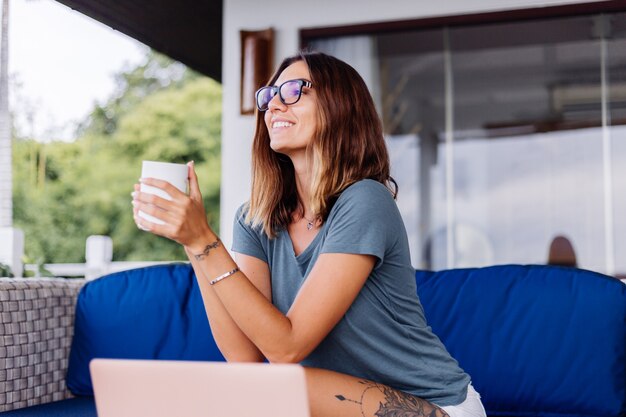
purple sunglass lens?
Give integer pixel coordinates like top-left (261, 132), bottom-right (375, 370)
top-left (281, 81), bottom-right (302, 103)
top-left (257, 87), bottom-right (275, 109)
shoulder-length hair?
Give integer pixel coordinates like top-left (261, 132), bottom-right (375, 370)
top-left (246, 51), bottom-right (397, 237)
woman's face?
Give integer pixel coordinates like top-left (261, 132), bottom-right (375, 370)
top-left (264, 60), bottom-right (318, 159)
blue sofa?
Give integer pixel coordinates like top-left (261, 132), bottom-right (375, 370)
top-left (1, 263), bottom-right (625, 417)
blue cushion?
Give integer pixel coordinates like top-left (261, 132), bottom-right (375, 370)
top-left (66, 263), bottom-right (225, 396)
top-left (416, 265), bottom-right (626, 417)
top-left (0, 397), bottom-right (96, 417)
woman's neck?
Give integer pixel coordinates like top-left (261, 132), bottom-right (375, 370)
top-left (291, 155), bottom-right (314, 219)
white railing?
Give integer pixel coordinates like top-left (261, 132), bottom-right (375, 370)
top-left (16, 235), bottom-right (626, 285)
top-left (23, 260), bottom-right (175, 280)
top-left (23, 235), bottom-right (185, 280)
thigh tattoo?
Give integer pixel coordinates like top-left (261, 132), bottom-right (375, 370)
top-left (335, 380), bottom-right (450, 417)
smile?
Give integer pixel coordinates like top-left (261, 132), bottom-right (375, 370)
top-left (272, 121), bottom-right (294, 128)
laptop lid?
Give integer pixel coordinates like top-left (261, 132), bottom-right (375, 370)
top-left (90, 359), bottom-right (310, 417)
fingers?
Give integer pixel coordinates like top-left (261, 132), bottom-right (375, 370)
top-left (132, 197), bottom-right (173, 232)
top-left (132, 186), bottom-right (191, 235)
top-left (133, 200), bottom-right (181, 225)
top-left (131, 168), bottom-right (209, 245)
top-left (133, 189), bottom-right (173, 209)
top-left (139, 177), bottom-right (186, 200)
top-left (132, 187), bottom-right (140, 216)
top-left (187, 161), bottom-right (203, 201)
top-left (132, 192), bottom-right (184, 231)
top-left (134, 212), bottom-right (168, 235)
top-left (132, 186), bottom-right (175, 232)
top-left (133, 200), bottom-right (194, 242)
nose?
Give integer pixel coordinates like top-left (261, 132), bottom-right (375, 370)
top-left (267, 93), bottom-right (287, 112)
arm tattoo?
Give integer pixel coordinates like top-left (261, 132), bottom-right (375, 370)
top-left (336, 380), bottom-right (450, 417)
top-left (193, 239), bottom-right (221, 261)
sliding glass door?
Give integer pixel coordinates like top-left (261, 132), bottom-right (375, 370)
top-left (308, 11), bottom-right (626, 277)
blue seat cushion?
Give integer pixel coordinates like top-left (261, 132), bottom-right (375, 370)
top-left (66, 263), bottom-right (225, 396)
top-left (0, 397), bottom-right (96, 417)
top-left (416, 264), bottom-right (626, 417)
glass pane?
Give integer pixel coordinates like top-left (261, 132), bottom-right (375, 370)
top-left (377, 29), bottom-right (446, 269)
top-left (608, 12), bottom-right (626, 279)
top-left (310, 31), bottom-right (446, 268)
top-left (449, 16), bottom-right (607, 272)
top-left (306, 11), bottom-right (625, 276)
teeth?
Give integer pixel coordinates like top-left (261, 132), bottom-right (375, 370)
top-left (273, 121), bottom-right (294, 128)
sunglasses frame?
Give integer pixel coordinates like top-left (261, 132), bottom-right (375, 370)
top-left (255, 79), bottom-right (313, 111)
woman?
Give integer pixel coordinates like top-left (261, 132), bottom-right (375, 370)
top-left (132, 52), bottom-right (486, 417)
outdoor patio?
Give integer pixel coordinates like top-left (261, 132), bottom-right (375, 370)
top-left (1, 0), bottom-right (625, 415)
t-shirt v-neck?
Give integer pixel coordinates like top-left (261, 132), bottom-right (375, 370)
top-left (284, 225), bottom-right (325, 267)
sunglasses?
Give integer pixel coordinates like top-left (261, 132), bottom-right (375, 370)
top-left (255, 79), bottom-right (313, 111)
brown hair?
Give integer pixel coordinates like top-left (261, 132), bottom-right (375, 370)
top-left (246, 51), bottom-right (397, 237)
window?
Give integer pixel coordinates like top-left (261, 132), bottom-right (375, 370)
top-left (307, 10), bottom-right (626, 277)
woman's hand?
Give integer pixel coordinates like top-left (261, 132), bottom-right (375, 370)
top-left (132, 161), bottom-right (214, 250)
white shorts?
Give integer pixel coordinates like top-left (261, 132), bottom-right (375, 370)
top-left (440, 384), bottom-right (486, 417)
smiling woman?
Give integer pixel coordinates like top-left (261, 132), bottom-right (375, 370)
top-left (248, 55), bottom-right (392, 236)
top-left (132, 52), bottom-right (485, 417)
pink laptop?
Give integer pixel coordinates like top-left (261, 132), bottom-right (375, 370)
top-left (90, 359), bottom-right (311, 417)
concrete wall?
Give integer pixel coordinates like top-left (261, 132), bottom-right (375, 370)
top-left (220, 0), bottom-right (601, 248)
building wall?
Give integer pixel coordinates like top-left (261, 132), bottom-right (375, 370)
top-left (220, 0), bottom-right (602, 248)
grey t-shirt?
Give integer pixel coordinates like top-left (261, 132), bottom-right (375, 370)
top-left (232, 179), bottom-right (470, 406)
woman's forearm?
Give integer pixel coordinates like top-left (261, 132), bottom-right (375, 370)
top-left (185, 248), bottom-right (266, 362)
top-left (132, 173), bottom-right (292, 361)
top-left (186, 237), bottom-right (302, 363)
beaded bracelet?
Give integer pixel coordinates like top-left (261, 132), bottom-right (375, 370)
top-left (209, 267), bottom-right (240, 286)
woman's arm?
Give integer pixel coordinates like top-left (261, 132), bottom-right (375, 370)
top-left (133, 165), bottom-right (375, 363)
top-left (132, 165), bottom-right (268, 362)
top-left (186, 247), bottom-right (270, 362)
top-left (190, 244), bottom-right (375, 363)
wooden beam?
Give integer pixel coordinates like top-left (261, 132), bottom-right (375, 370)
top-left (54, 0), bottom-right (222, 81)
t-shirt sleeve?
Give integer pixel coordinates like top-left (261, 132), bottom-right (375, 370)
top-left (231, 204), bottom-right (268, 263)
top-left (320, 181), bottom-right (401, 268)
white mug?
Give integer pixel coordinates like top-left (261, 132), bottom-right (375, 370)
top-left (138, 161), bottom-right (189, 225)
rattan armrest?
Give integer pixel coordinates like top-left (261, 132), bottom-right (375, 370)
top-left (0, 278), bottom-right (86, 412)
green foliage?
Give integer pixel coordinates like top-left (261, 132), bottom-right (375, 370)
top-left (0, 262), bottom-right (14, 278)
top-left (21, 254), bottom-right (54, 278)
top-left (78, 50), bottom-right (200, 138)
top-left (13, 52), bottom-right (221, 263)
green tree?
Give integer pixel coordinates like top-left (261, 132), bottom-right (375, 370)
top-left (108, 76), bottom-right (222, 261)
top-left (79, 50), bottom-right (200, 137)
top-left (13, 52), bottom-right (221, 264)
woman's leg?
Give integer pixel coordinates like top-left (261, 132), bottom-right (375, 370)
top-left (305, 367), bottom-right (450, 417)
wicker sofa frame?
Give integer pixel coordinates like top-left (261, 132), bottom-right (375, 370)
top-left (0, 279), bottom-right (86, 412)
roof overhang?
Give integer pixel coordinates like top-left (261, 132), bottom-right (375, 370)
top-left (54, 0), bottom-right (222, 82)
